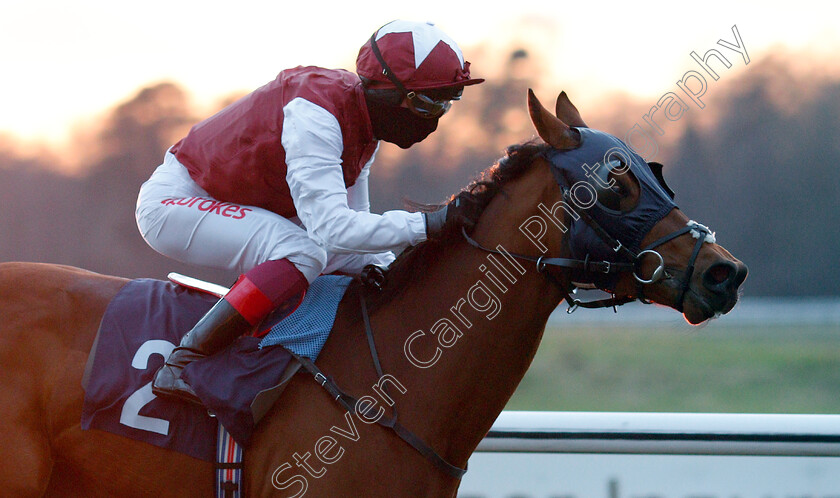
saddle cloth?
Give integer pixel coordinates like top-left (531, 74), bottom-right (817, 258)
top-left (81, 275), bottom-right (352, 460)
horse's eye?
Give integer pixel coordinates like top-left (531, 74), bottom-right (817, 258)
top-left (597, 182), bottom-right (622, 211)
top-left (594, 158), bottom-right (639, 213)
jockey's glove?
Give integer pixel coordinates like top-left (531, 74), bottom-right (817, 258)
top-left (423, 191), bottom-right (482, 239)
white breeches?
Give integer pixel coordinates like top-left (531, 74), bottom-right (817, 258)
top-left (135, 152), bottom-right (394, 283)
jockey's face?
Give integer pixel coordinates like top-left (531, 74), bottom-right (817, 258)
top-left (367, 97), bottom-right (440, 149)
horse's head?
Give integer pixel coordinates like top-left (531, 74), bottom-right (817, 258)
top-left (526, 90), bottom-right (747, 324)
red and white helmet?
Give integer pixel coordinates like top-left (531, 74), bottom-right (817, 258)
top-left (356, 20), bottom-right (484, 91)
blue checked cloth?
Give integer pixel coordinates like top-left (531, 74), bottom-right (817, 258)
top-left (259, 275), bottom-right (352, 359)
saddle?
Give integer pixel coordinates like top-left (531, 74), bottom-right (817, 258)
top-left (81, 272), bottom-right (352, 458)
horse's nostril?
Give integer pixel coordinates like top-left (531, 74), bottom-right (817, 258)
top-left (702, 261), bottom-right (738, 291)
top-left (709, 265), bottom-right (730, 284)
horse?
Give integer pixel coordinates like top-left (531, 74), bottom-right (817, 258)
top-left (0, 90), bottom-right (747, 497)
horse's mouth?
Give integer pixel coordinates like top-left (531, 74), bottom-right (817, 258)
top-left (682, 288), bottom-right (738, 325)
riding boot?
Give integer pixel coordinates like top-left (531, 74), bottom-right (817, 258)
top-left (152, 258), bottom-right (309, 405)
top-left (151, 298), bottom-right (250, 404)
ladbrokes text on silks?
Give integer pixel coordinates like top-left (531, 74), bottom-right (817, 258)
top-left (160, 197), bottom-right (253, 219)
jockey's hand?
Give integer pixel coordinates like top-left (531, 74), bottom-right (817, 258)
top-left (424, 191), bottom-right (482, 239)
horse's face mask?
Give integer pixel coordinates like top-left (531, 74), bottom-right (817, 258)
top-left (544, 127), bottom-right (678, 287)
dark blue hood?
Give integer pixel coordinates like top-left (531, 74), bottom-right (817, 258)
top-left (543, 127), bottom-right (677, 285)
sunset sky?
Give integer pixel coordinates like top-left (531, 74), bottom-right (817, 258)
top-left (2, 0), bottom-right (837, 145)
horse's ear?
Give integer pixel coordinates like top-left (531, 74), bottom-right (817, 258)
top-left (528, 89), bottom-right (580, 150)
top-left (555, 91), bottom-right (587, 128)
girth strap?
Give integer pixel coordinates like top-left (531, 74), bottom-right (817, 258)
top-left (215, 422), bottom-right (244, 498)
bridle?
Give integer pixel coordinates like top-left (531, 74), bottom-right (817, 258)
top-left (293, 192), bottom-right (713, 483)
top-left (461, 187), bottom-right (715, 313)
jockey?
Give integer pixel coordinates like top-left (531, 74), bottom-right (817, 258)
top-left (135, 20), bottom-right (484, 404)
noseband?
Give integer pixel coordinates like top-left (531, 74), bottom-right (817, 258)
top-left (461, 186), bottom-right (715, 313)
top-left (636, 217), bottom-right (715, 312)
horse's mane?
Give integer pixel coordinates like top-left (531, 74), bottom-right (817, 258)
top-left (353, 140), bottom-right (551, 311)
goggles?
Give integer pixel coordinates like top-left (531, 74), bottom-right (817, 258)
top-left (369, 33), bottom-right (460, 119)
top-left (405, 88), bottom-right (461, 119)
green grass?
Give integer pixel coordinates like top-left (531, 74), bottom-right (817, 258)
top-left (506, 324), bottom-right (840, 414)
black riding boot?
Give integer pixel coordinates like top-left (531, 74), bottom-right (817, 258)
top-left (152, 298), bottom-right (250, 405)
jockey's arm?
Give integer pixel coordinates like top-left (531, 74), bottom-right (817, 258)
top-left (345, 153), bottom-right (373, 213)
top-left (283, 98), bottom-right (427, 255)
top-left (344, 154), bottom-right (397, 268)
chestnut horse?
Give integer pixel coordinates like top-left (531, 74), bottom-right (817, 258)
top-left (0, 91), bottom-right (746, 497)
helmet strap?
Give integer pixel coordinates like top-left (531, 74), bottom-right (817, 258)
top-left (369, 33), bottom-right (416, 100)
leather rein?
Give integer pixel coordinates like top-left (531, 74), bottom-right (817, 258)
top-left (292, 190), bottom-right (712, 482)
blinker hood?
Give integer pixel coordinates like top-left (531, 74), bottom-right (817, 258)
top-left (543, 128), bottom-right (678, 287)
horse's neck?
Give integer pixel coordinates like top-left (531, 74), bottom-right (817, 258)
top-left (247, 161), bottom-right (567, 487)
top-left (394, 245), bottom-right (559, 452)
top-left (376, 161), bottom-right (567, 464)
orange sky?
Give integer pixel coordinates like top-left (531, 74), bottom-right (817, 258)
top-left (1, 0), bottom-right (837, 145)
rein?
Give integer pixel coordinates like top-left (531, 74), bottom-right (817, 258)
top-left (292, 292), bottom-right (467, 480)
top-left (291, 179), bottom-right (712, 481)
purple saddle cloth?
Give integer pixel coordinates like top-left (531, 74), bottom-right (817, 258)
top-left (81, 278), bottom-right (295, 460)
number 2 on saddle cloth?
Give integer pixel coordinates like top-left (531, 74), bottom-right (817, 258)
top-left (81, 274), bottom-right (352, 459)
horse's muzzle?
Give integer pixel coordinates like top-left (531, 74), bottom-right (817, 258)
top-left (684, 259), bottom-right (748, 324)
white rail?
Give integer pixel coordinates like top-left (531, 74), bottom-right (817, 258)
top-left (477, 411), bottom-right (840, 456)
